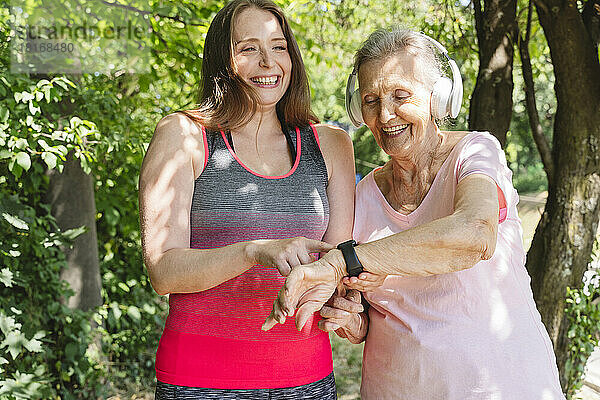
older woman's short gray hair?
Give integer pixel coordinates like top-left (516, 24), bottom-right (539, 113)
top-left (353, 28), bottom-right (445, 90)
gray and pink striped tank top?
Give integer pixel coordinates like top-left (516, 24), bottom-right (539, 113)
top-left (155, 124), bottom-right (334, 389)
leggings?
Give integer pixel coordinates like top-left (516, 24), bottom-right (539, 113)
top-left (155, 372), bottom-right (336, 400)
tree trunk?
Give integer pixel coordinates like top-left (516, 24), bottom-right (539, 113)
top-left (46, 152), bottom-right (102, 311)
top-left (526, 1), bottom-right (600, 389)
top-left (468, 0), bottom-right (517, 147)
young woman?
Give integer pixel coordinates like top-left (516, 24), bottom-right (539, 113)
top-left (138, 0), bottom-right (355, 398)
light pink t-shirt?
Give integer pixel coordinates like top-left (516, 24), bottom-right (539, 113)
top-left (354, 132), bottom-right (565, 400)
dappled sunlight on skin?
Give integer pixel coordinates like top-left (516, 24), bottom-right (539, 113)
top-left (139, 114), bottom-right (204, 288)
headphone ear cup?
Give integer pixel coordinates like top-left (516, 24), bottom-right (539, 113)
top-left (349, 90), bottom-right (364, 126)
top-left (447, 59), bottom-right (463, 118)
top-left (430, 77), bottom-right (453, 119)
top-left (345, 72), bottom-right (364, 127)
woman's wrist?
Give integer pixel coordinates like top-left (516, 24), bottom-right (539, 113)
top-left (243, 240), bottom-right (263, 265)
top-left (320, 249), bottom-right (348, 281)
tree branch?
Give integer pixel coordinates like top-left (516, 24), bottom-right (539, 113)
top-left (99, 0), bottom-right (209, 27)
top-left (516, 0), bottom-right (554, 187)
top-left (525, 0), bottom-right (533, 42)
top-left (473, 0), bottom-right (484, 48)
top-left (582, 0), bottom-right (600, 46)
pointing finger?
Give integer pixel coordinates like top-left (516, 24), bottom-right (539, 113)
top-left (261, 314), bottom-right (278, 331)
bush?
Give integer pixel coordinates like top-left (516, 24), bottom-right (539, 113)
top-left (564, 241), bottom-right (600, 399)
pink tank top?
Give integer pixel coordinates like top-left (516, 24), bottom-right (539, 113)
top-left (155, 124), bottom-right (333, 388)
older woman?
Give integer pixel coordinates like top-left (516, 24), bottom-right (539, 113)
top-left (263, 29), bottom-right (566, 399)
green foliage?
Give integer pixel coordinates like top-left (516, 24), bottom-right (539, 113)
top-left (564, 242), bottom-right (600, 399)
top-left (0, 17), bottom-right (111, 400)
top-left (0, 0), bottom-right (585, 398)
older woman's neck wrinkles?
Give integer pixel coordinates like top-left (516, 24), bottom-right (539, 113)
top-left (378, 128), bottom-right (445, 214)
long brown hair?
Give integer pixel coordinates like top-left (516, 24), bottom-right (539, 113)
top-left (179, 0), bottom-right (318, 131)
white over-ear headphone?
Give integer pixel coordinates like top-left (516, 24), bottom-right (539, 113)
top-left (345, 32), bottom-right (463, 127)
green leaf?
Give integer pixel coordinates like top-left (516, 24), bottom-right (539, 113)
top-left (42, 151), bottom-right (57, 169)
top-left (43, 86), bottom-right (51, 102)
top-left (0, 313), bottom-right (19, 335)
top-left (20, 92), bottom-right (34, 102)
top-left (15, 138), bottom-right (28, 149)
top-left (28, 102), bottom-right (41, 115)
top-left (24, 337), bottom-right (43, 353)
top-left (0, 331), bottom-right (26, 359)
top-left (62, 225), bottom-right (87, 240)
top-left (2, 213), bottom-right (29, 230)
top-left (64, 342), bottom-right (78, 361)
top-left (0, 108), bottom-right (8, 123)
top-left (0, 268), bottom-right (13, 287)
top-left (127, 305), bottom-right (141, 322)
top-left (110, 303), bottom-right (122, 320)
top-left (33, 331), bottom-right (45, 340)
top-left (15, 152), bottom-right (31, 171)
top-left (118, 282), bottom-right (130, 292)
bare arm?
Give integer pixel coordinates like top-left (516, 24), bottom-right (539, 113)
top-left (314, 123), bottom-right (356, 247)
top-left (355, 173), bottom-right (499, 277)
top-left (139, 114), bottom-right (332, 295)
top-left (264, 173), bottom-right (500, 330)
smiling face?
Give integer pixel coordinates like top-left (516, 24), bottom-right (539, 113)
top-left (232, 7), bottom-right (292, 111)
top-left (358, 53), bottom-right (437, 157)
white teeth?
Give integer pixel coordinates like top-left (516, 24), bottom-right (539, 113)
top-left (382, 124), bottom-right (409, 134)
top-left (252, 76), bottom-right (278, 85)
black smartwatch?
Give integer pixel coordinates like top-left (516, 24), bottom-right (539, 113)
top-left (337, 240), bottom-right (364, 277)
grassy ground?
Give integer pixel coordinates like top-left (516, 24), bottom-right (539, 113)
top-left (331, 332), bottom-right (364, 400)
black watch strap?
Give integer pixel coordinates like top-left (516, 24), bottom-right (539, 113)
top-left (337, 239), bottom-right (364, 277)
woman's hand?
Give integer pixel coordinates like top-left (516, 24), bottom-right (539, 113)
top-left (342, 272), bottom-right (386, 292)
top-left (247, 237), bottom-right (335, 276)
top-left (262, 250), bottom-right (346, 331)
top-left (319, 287), bottom-right (364, 337)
